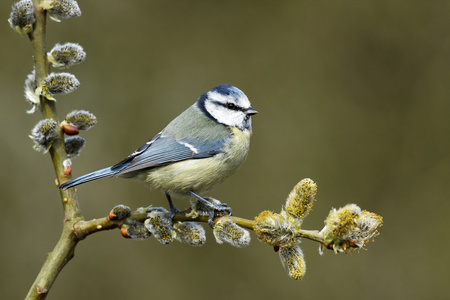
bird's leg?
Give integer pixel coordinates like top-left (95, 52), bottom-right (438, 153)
top-left (189, 191), bottom-right (233, 228)
top-left (165, 193), bottom-right (180, 224)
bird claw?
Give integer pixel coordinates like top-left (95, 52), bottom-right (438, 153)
top-left (190, 192), bottom-right (232, 228)
top-left (168, 207), bottom-right (180, 224)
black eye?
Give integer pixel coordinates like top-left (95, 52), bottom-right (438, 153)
top-left (227, 103), bottom-right (237, 110)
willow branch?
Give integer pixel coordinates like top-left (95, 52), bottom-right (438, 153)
top-left (25, 2), bottom-right (83, 299)
top-left (73, 210), bottom-right (338, 250)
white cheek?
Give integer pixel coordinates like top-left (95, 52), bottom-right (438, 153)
top-left (205, 101), bottom-right (227, 123)
top-left (227, 112), bottom-right (246, 128)
top-left (205, 101), bottom-right (245, 127)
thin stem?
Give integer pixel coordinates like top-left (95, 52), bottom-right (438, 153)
top-left (296, 229), bottom-right (328, 245)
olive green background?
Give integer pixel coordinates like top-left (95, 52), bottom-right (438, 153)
top-left (1, 1), bottom-right (449, 299)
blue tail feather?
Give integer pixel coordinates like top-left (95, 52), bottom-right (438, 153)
top-left (59, 167), bottom-right (115, 190)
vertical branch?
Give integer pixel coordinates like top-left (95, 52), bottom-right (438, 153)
top-left (28, 0), bottom-right (81, 217)
top-left (25, 1), bottom-right (83, 299)
top-left (29, 1), bottom-right (48, 89)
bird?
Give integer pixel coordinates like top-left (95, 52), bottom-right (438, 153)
top-left (59, 84), bottom-right (257, 227)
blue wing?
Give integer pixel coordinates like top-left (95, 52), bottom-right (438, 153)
top-left (59, 132), bottom-right (226, 190)
top-left (112, 133), bottom-right (226, 176)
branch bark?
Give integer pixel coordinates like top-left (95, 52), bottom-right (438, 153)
top-left (25, 2), bottom-right (83, 299)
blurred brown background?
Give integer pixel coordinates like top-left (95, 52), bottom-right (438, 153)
top-left (1, 1), bottom-right (449, 299)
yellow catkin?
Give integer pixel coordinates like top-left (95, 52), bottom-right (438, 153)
top-left (213, 217), bottom-right (250, 248)
top-left (144, 211), bottom-right (173, 244)
top-left (253, 210), bottom-right (299, 247)
top-left (173, 222), bottom-right (206, 246)
top-left (348, 210), bottom-right (383, 248)
top-left (279, 245), bottom-right (306, 280)
top-left (325, 204), bottom-right (361, 238)
top-left (284, 178), bottom-right (317, 219)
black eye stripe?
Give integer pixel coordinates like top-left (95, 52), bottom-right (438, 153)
top-left (213, 100), bottom-right (243, 111)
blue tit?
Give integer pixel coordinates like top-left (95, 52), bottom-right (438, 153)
top-left (59, 84), bottom-right (257, 226)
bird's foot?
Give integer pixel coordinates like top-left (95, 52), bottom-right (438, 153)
top-left (189, 192), bottom-right (232, 228)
